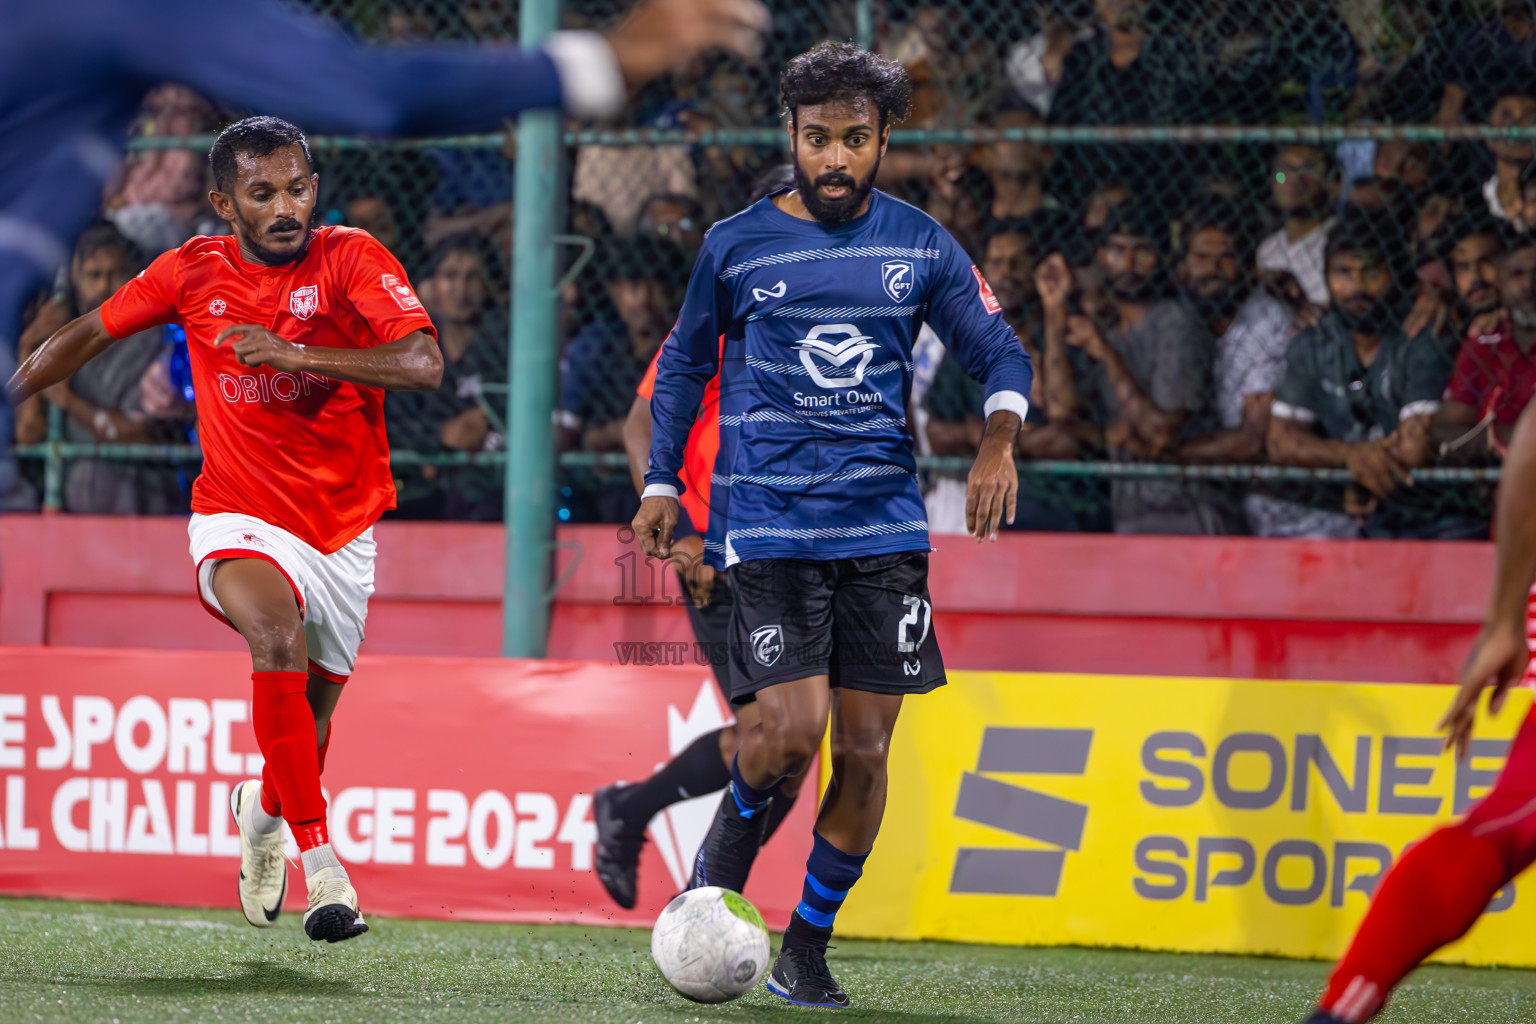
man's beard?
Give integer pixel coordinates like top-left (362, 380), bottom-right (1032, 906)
top-left (237, 210), bottom-right (314, 266)
top-left (1110, 271), bottom-right (1159, 303)
top-left (1335, 297), bottom-right (1391, 334)
top-left (795, 154), bottom-right (879, 225)
top-left (1190, 281), bottom-right (1242, 320)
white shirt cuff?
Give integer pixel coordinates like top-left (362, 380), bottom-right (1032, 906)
top-left (1271, 400), bottom-right (1316, 424)
top-left (1400, 400), bottom-right (1440, 421)
top-left (543, 31), bottom-right (627, 120)
top-left (642, 483), bottom-right (679, 501)
top-left (983, 390), bottom-right (1030, 423)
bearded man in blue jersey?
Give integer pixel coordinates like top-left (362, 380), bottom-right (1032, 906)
top-left (633, 42), bottom-right (1032, 1008)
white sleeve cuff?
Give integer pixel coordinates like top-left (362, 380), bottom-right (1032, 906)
top-left (1271, 400), bottom-right (1316, 424)
top-left (552, 409), bottom-right (581, 429)
top-left (983, 390), bottom-right (1030, 423)
top-left (543, 31), bottom-right (627, 120)
top-left (642, 483), bottom-right (679, 500)
top-left (1400, 400), bottom-right (1440, 421)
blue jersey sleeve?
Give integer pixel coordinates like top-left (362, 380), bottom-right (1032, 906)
top-left (104, 0), bottom-right (592, 135)
top-left (643, 237), bottom-right (726, 497)
top-left (924, 232), bottom-right (1033, 422)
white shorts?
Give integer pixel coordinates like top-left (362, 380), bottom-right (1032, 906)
top-left (188, 512), bottom-right (376, 681)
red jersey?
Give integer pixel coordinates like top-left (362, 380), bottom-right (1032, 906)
top-left (100, 227), bottom-right (435, 553)
top-left (1444, 317), bottom-right (1536, 426)
top-left (636, 336), bottom-right (723, 533)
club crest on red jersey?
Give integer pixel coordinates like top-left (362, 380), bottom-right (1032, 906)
top-left (290, 285), bottom-right (319, 320)
top-left (208, 298), bottom-right (227, 316)
top-left (382, 274), bottom-right (422, 310)
top-left (970, 265), bottom-right (1002, 315)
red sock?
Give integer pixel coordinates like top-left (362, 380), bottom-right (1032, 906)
top-left (1320, 825), bottom-right (1505, 1021)
top-left (250, 671), bottom-right (328, 850)
top-left (261, 717), bottom-right (334, 817)
top-left (1320, 706), bottom-right (1536, 1022)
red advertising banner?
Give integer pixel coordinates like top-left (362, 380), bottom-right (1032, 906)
top-left (0, 647), bottom-right (815, 929)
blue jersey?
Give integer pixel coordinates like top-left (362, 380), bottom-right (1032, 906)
top-left (645, 189), bottom-right (1033, 568)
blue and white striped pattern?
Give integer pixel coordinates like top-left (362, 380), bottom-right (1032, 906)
top-left (746, 303), bottom-right (924, 322)
top-left (724, 519), bottom-right (927, 542)
top-left (711, 462), bottom-right (912, 488)
top-left (718, 409), bottom-right (905, 433)
top-left (745, 356), bottom-right (912, 380)
top-left (718, 245), bottom-right (942, 280)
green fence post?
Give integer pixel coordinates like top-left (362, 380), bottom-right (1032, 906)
top-left (503, 0), bottom-right (561, 658)
top-left (43, 401), bottom-right (64, 511)
top-left (855, 0), bottom-right (875, 50)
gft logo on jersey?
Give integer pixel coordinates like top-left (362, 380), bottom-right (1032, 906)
top-left (290, 285), bottom-right (319, 321)
top-left (882, 260), bottom-right (913, 302)
top-left (383, 274), bottom-right (422, 310)
top-left (794, 324), bottom-right (879, 389)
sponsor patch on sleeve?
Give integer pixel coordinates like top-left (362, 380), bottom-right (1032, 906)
top-left (971, 265), bottom-right (1002, 315)
top-left (382, 274), bottom-right (423, 310)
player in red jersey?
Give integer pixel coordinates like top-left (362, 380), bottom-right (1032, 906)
top-left (7, 117), bottom-right (439, 942)
top-left (1302, 397), bottom-right (1536, 1022)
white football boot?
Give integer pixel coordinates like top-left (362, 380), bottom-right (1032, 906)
top-left (303, 863), bottom-right (369, 943)
top-left (229, 780), bottom-right (288, 927)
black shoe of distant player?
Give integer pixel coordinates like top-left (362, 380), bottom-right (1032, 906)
top-left (593, 784), bottom-right (645, 909)
top-left (687, 787), bottom-right (768, 892)
top-left (1299, 1013), bottom-right (1346, 1024)
top-left (765, 912), bottom-right (849, 1008)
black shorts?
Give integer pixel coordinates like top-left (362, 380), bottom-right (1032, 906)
top-left (679, 569), bottom-right (733, 704)
top-left (725, 551), bottom-right (946, 704)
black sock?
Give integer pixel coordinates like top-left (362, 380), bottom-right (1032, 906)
top-left (761, 783), bottom-right (799, 845)
top-left (783, 908), bottom-right (833, 951)
top-left (613, 728), bottom-right (732, 826)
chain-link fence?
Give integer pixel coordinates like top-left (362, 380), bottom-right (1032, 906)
top-left (10, 0), bottom-right (1536, 539)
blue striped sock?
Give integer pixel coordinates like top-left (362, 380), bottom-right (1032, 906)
top-left (796, 831), bottom-right (868, 929)
top-left (729, 755), bottom-right (772, 819)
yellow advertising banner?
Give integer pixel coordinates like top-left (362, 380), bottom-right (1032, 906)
top-left (838, 672), bottom-right (1535, 966)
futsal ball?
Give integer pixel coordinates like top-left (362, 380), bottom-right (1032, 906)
top-left (650, 886), bottom-right (771, 1003)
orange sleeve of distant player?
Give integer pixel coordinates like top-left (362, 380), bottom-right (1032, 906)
top-left (99, 248), bottom-right (182, 339)
top-left (338, 230), bottom-right (437, 344)
top-left (635, 340), bottom-right (665, 400)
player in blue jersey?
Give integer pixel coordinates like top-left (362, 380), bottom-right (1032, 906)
top-left (632, 42), bottom-right (1032, 1008)
top-left (0, 0), bottom-right (768, 497)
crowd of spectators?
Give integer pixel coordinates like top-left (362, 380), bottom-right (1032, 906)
top-left (9, 0), bottom-right (1536, 539)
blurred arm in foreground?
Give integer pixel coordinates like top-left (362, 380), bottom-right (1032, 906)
top-left (1441, 400), bottom-right (1536, 758)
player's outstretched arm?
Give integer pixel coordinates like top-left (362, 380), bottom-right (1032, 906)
top-left (117, 0), bottom-right (767, 135)
top-left (5, 309), bottom-right (118, 406)
top-left (213, 324), bottom-right (442, 393)
top-left (1440, 400), bottom-right (1536, 757)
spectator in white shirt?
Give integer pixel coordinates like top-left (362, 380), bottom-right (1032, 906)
top-left (1256, 144), bottom-right (1339, 309)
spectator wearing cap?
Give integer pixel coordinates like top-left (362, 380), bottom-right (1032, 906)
top-left (556, 235), bottom-right (687, 522)
top-left (1435, 227), bottom-right (1536, 462)
top-left (1481, 83), bottom-right (1536, 226)
top-left (385, 236), bottom-right (509, 521)
top-left (1046, 201), bottom-right (1221, 533)
top-left (1257, 144), bottom-right (1340, 309)
top-left (1267, 208), bottom-right (1470, 539)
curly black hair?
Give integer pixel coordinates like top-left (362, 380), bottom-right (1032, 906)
top-left (779, 41), bottom-right (914, 133)
top-left (210, 116), bottom-right (312, 193)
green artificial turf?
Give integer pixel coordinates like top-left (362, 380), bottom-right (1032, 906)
top-left (1, 897), bottom-right (1533, 1022)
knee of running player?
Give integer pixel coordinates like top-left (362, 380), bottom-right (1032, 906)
top-left (754, 705), bottom-right (825, 781)
top-left (830, 725), bottom-right (892, 799)
top-left (244, 617), bottom-right (308, 674)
